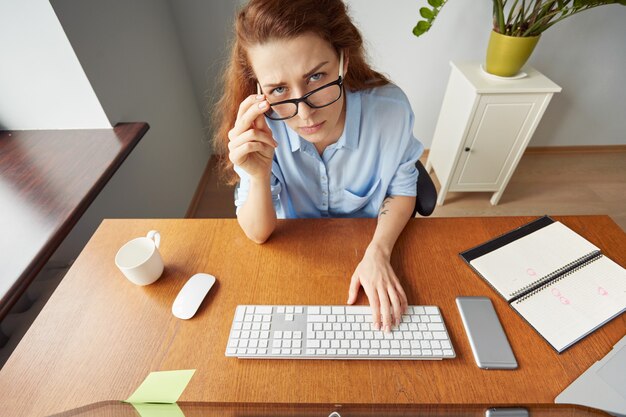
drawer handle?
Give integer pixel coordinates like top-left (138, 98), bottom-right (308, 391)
top-left (464, 147), bottom-right (471, 152)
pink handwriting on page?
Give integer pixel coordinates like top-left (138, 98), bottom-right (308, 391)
top-left (526, 268), bottom-right (537, 278)
top-left (597, 286), bottom-right (608, 296)
top-left (551, 287), bottom-right (571, 305)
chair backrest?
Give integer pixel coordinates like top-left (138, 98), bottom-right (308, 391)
top-left (412, 160), bottom-right (437, 217)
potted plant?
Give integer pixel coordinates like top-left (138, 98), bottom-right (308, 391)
top-left (412, 0), bottom-right (626, 77)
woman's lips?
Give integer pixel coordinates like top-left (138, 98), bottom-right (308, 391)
top-left (299, 121), bottom-right (325, 134)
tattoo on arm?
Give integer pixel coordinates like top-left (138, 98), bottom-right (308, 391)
top-left (378, 196), bottom-right (394, 217)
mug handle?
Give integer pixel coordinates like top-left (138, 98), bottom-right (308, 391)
top-left (146, 230), bottom-right (160, 248)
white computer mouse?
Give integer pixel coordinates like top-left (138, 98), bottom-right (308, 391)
top-left (172, 273), bottom-right (216, 319)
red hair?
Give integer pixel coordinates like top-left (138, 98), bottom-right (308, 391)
top-left (213, 0), bottom-right (389, 185)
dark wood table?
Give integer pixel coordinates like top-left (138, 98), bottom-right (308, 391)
top-left (0, 122), bottom-right (149, 320)
top-left (0, 216), bottom-right (624, 417)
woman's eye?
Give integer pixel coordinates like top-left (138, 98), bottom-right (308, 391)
top-left (271, 86), bottom-right (286, 96)
top-left (309, 73), bottom-right (324, 82)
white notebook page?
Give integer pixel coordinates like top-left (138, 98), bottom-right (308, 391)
top-left (512, 255), bottom-right (626, 352)
top-left (470, 222), bottom-right (599, 300)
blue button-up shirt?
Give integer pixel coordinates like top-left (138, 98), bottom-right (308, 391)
top-left (234, 84), bottom-right (424, 218)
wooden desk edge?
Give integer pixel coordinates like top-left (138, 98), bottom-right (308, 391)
top-left (0, 122), bottom-right (149, 320)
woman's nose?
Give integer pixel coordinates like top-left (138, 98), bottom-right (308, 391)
top-left (297, 101), bottom-right (315, 119)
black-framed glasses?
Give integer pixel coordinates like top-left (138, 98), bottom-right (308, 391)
top-left (264, 77), bottom-right (343, 121)
top-left (259, 51), bottom-right (345, 121)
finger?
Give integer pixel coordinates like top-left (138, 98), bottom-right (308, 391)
top-left (362, 284), bottom-right (381, 331)
top-left (253, 111), bottom-right (272, 134)
top-left (232, 99), bottom-right (270, 137)
top-left (394, 280), bottom-right (409, 314)
top-left (387, 285), bottom-right (402, 327)
top-left (229, 141), bottom-right (274, 166)
top-left (228, 128), bottom-right (277, 151)
top-left (237, 94), bottom-right (265, 120)
top-left (347, 272), bottom-right (361, 305)
top-left (377, 287), bottom-right (393, 333)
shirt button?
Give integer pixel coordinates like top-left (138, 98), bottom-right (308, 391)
top-left (321, 176), bottom-right (327, 181)
top-left (322, 191), bottom-right (327, 196)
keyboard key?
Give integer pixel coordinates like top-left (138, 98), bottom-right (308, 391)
top-left (308, 306), bottom-right (320, 314)
top-left (308, 315), bottom-right (327, 323)
top-left (425, 306), bottom-right (438, 314)
top-left (347, 306), bottom-right (370, 315)
top-left (308, 340), bottom-right (321, 348)
top-left (332, 306), bottom-right (344, 314)
top-left (256, 306), bottom-right (272, 314)
top-left (234, 307), bottom-right (246, 322)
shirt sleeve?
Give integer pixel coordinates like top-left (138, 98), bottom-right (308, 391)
top-left (387, 109), bottom-right (424, 197)
top-left (233, 164), bottom-right (283, 215)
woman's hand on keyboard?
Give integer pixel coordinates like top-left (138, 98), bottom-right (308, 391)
top-left (347, 246), bottom-right (408, 332)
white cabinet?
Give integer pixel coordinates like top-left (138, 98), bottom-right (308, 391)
top-left (426, 62), bottom-right (561, 205)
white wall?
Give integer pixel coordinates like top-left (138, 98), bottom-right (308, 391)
top-left (48, 0), bottom-right (211, 261)
top-left (345, 0), bottom-right (626, 147)
top-left (0, 0), bottom-right (110, 129)
top-left (167, 0), bottom-right (242, 131)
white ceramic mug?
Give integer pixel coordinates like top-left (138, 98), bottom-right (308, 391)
top-left (115, 230), bottom-right (164, 286)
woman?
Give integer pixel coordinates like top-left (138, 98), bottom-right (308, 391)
top-left (214, 0), bottom-right (424, 333)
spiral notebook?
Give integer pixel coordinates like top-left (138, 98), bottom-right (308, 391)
top-left (460, 216), bottom-right (626, 353)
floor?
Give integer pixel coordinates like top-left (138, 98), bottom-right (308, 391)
top-left (190, 150), bottom-right (626, 232)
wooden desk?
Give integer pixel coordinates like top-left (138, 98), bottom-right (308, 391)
top-left (0, 216), bottom-right (624, 417)
top-left (0, 123), bottom-right (149, 320)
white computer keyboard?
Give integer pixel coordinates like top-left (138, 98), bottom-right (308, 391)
top-left (225, 305), bottom-right (455, 360)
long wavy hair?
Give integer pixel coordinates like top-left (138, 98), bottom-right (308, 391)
top-left (213, 0), bottom-right (390, 185)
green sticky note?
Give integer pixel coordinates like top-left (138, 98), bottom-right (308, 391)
top-left (131, 403), bottom-right (186, 417)
top-left (125, 370), bottom-right (195, 404)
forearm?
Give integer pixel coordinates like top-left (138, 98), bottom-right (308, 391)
top-left (368, 195), bottom-right (415, 256)
top-left (237, 176), bottom-right (277, 244)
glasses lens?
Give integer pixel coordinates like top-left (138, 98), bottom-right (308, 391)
top-left (307, 84), bottom-right (342, 108)
top-left (266, 102), bottom-right (297, 120)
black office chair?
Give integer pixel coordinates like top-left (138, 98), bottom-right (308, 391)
top-left (412, 160), bottom-right (437, 217)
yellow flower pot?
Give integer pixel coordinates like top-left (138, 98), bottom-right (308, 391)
top-left (485, 30), bottom-right (540, 77)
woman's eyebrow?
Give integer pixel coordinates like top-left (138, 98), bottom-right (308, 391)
top-left (262, 61), bottom-right (329, 88)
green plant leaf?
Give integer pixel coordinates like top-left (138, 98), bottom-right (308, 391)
top-left (420, 7), bottom-right (435, 19)
top-left (412, 20), bottom-right (432, 37)
top-left (428, 0), bottom-right (443, 7)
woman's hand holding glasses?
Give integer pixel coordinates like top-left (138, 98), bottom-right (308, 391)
top-left (228, 94), bottom-right (278, 179)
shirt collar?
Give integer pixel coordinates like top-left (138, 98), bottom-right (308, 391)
top-left (284, 88), bottom-right (361, 153)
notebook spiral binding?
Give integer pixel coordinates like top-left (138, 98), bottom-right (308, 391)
top-left (510, 250), bottom-right (602, 300)
top-left (514, 253), bottom-right (604, 304)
